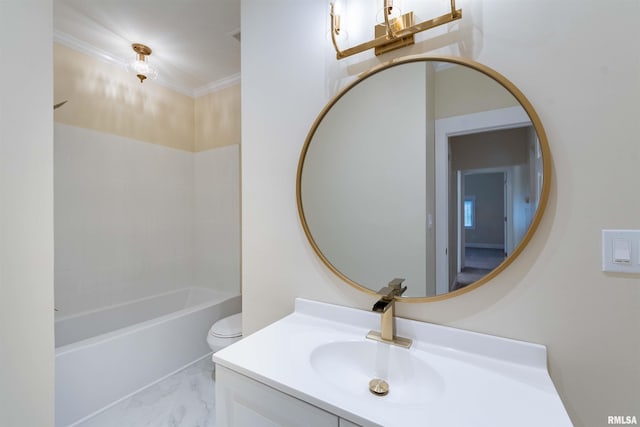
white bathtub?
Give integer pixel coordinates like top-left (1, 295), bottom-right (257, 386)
top-left (55, 287), bottom-right (241, 426)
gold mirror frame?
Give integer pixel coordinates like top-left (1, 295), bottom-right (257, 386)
top-left (296, 56), bottom-right (551, 302)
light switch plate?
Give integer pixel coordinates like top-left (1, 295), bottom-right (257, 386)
top-left (602, 229), bottom-right (640, 273)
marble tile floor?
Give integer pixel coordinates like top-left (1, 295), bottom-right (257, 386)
top-left (76, 356), bottom-right (217, 427)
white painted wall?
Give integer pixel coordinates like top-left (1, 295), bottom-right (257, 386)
top-left (0, 1), bottom-right (54, 425)
top-left (194, 145), bottom-right (241, 294)
top-left (241, 1), bottom-right (640, 425)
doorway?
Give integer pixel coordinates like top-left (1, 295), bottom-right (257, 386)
top-left (453, 169), bottom-right (509, 290)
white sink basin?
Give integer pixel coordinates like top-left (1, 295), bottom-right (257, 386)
top-left (309, 340), bottom-right (444, 405)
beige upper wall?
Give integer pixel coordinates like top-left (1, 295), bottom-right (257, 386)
top-left (54, 43), bottom-right (195, 151)
top-left (54, 42), bottom-right (241, 152)
top-left (195, 84), bottom-right (241, 151)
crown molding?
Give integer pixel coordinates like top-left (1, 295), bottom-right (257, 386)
top-left (53, 30), bottom-right (237, 98)
top-left (193, 73), bottom-right (241, 97)
top-left (54, 30), bottom-right (127, 68)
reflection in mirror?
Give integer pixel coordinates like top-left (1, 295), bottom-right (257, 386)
top-left (298, 58), bottom-right (549, 300)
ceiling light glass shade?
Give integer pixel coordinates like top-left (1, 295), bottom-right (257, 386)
top-left (128, 58), bottom-right (158, 82)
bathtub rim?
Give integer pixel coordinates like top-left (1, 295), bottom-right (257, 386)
top-left (55, 287), bottom-right (240, 356)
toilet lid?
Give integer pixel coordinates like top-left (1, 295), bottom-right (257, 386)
top-left (209, 313), bottom-right (242, 338)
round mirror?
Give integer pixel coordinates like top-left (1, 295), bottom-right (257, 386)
top-left (297, 56), bottom-right (550, 301)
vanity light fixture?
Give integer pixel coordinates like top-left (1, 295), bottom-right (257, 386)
top-left (128, 43), bottom-right (158, 83)
top-left (329, 0), bottom-right (462, 59)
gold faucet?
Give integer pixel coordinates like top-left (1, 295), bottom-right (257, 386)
top-left (366, 278), bottom-right (412, 349)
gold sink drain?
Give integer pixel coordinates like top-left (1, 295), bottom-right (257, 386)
top-left (369, 378), bottom-right (389, 396)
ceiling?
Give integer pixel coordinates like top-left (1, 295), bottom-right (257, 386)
top-left (53, 0), bottom-right (241, 97)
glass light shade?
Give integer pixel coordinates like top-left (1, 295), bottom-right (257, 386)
top-left (128, 58), bottom-right (158, 82)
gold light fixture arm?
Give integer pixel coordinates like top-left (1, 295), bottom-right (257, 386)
top-left (329, 3), bottom-right (345, 59)
top-left (329, 1), bottom-right (462, 60)
top-left (383, 0), bottom-right (395, 39)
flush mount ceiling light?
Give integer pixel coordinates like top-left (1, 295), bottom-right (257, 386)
top-left (329, 0), bottom-right (462, 60)
top-left (128, 43), bottom-right (158, 83)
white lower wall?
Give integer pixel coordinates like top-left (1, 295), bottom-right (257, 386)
top-left (194, 145), bottom-right (241, 294)
top-left (55, 124), bottom-right (195, 315)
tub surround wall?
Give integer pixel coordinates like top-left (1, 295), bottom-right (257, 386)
top-left (241, 1), bottom-right (640, 425)
top-left (194, 145), bottom-right (241, 294)
top-left (54, 123), bottom-right (195, 314)
top-left (55, 123), bottom-right (241, 316)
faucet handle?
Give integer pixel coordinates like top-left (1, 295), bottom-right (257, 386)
top-left (388, 278), bottom-right (405, 291)
top-left (377, 278), bottom-right (406, 298)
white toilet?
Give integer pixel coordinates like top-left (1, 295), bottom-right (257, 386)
top-left (207, 312), bottom-right (242, 353)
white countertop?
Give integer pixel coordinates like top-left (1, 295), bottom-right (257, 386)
top-left (213, 298), bottom-right (572, 427)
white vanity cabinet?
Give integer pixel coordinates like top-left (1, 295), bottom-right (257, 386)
top-left (216, 366), bottom-right (367, 427)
